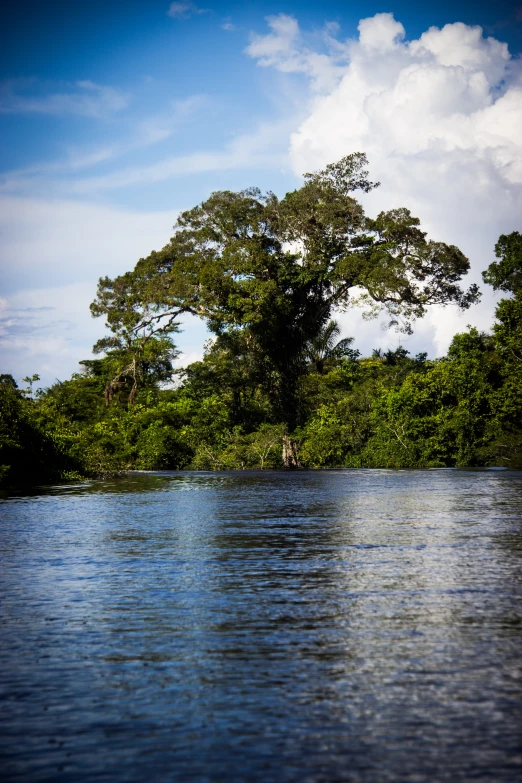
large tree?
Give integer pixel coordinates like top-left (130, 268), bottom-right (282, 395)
top-left (91, 153), bottom-right (479, 436)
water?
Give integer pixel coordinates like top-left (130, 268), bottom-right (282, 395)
top-left (1, 469), bottom-right (521, 782)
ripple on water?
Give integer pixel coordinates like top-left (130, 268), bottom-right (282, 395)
top-left (0, 469), bottom-right (521, 782)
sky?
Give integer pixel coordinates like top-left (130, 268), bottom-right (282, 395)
top-left (1, 0), bottom-right (521, 387)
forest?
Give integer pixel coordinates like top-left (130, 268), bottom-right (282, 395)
top-left (1, 155), bottom-right (521, 485)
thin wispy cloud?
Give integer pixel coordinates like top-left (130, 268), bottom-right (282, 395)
top-left (246, 14), bottom-right (349, 93)
top-left (0, 315), bottom-right (73, 339)
top-left (0, 79), bottom-right (129, 118)
top-left (0, 95), bottom-right (211, 193)
top-left (167, 2), bottom-right (208, 19)
top-left (66, 120), bottom-right (291, 195)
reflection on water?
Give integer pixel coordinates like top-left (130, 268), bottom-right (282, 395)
top-left (1, 470), bottom-right (521, 782)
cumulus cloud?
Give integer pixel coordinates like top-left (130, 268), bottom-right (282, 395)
top-left (248, 12), bottom-right (522, 356)
top-left (357, 12), bottom-right (405, 52)
top-left (0, 79), bottom-right (129, 117)
top-left (167, 2), bottom-right (207, 19)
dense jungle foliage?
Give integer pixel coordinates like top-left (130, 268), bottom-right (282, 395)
top-left (1, 156), bottom-right (520, 485)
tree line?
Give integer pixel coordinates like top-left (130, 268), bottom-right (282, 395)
top-left (1, 155), bottom-right (520, 485)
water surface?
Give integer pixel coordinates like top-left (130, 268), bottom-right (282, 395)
top-left (1, 470), bottom-right (521, 782)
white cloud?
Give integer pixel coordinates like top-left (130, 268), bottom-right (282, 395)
top-left (0, 283), bottom-right (105, 384)
top-left (248, 12), bottom-right (522, 355)
top-left (409, 21), bottom-right (509, 80)
top-left (0, 294), bottom-right (199, 387)
top-left (167, 2), bottom-right (207, 19)
top-left (0, 79), bottom-right (129, 118)
top-left (0, 198), bottom-right (213, 385)
top-left (247, 13), bottom-right (300, 64)
top-left (0, 284), bottom-right (210, 387)
top-left (246, 14), bottom-right (349, 93)
top-left (357, 12), bottom-right (405, 52)
top-left (0, 196), bottom-right (175, 292)
top-left (0, 198), bottom-right (174, 383)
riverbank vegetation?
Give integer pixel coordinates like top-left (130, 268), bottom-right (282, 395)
top-left (1, 156), bottom-right (521, 485)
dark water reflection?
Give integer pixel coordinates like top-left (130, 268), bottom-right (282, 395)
top-left (1, 470), bottom-right (521, 782)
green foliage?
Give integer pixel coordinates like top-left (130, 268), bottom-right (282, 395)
top-left (0, 375), bottom-right (81, 485)
top-left (87, 332), bottom-right (179, 405)
top-left (190, 424), bottom-right (284, 471)
top-left (483, 231), bottom-right (522, 295)
top-left (298, 327), bottom-right (509, 470)
top-left (4, 305), bottom-right (521, 483)
top-left (485, 233), bottom-right (522, 368)
top-left (305, 320), bottom-right (359, 374)
top-left (90, 153), bottom-right (478, 430)
top-left (361, 330), bottom-right (499, 468)
top-left (2, 193), bottom-right (519, 484)
top-left (480, 231), bottom-right (522, 466)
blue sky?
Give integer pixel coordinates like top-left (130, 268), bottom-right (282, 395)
top-left (1, 1), bottom-right (522, 386)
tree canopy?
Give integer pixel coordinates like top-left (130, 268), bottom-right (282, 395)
top-left (483, 231), bottom-right (522, 365)
top-left (91, 153), bottom-right (479, 430)
top-left (483, 231), bottom-right (522, 295)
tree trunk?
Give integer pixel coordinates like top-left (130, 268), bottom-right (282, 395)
top-left (282, 434), bottom-right (300, 469)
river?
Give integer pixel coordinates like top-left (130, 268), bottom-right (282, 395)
top-left (1, 469), bottom-right (521, 782)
